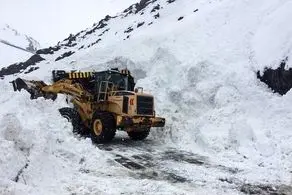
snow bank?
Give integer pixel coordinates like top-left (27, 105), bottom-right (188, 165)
top-left (0, 82), bottom-right (112, 194)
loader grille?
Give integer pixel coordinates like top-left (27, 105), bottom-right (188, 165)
top-left (137, 96), bottom-right (153, 115)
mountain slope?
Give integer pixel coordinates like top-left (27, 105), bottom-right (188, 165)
top-left (0, 24), bottom-right (40, 68)
top-left (0, 0), bottom-right (139, 46)
top-left (0, 0), bottom-right (291, 194)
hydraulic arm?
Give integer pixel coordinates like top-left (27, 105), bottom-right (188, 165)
top-left (11, 78), bottom-right (93, 101)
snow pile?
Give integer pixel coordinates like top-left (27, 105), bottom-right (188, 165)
top-left (0, 82), bottom-right (124, 194)
top-left (0, 0), bottom-right (292, 194)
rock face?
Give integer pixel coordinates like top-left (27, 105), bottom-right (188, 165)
top-left (257, 58), bottom-right (292, 95)
top-left (0, 54), bottom-right (44, 78)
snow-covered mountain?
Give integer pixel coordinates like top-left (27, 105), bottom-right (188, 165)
top-left (0, 0), bottom-right (292, 194)
top-left (0, 0), bottom-right (139, 46)
top-left (0, 24), bottom-right (40, 68)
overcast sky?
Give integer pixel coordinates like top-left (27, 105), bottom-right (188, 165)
top-left (0, 0), bottom-right (138, 47)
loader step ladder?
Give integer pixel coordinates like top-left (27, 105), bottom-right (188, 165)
top-left (98, 81), bottom-right (114, 101)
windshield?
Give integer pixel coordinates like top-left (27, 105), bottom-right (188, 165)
top-left (94, 71), bottom-right (135, 92)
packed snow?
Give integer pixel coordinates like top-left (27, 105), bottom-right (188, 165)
top-left (0, 0), bottom-right (292, 194)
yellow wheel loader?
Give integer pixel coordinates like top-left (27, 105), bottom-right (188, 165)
top-left (11, 68), bottom-right (165, 143)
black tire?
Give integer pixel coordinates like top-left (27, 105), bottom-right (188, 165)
top-left (90, 111), bottom-right (116, 143)
top-left (59, 107), bottom-right (89, 136)
top-left (127, 127), bottom-right (150, 141)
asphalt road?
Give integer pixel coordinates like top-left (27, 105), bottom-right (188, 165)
top-left (95, 136), bottom-right (292, 195)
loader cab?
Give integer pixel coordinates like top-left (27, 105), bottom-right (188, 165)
top-left (93, 68), bottom-right (135, 100)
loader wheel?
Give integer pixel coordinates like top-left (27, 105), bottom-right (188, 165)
top-left (127, 127), bottom-right (150, 141)
top-left (59, 107), bottom-right (88, 136)
top-left (90, 112), bottom-right (116, 143)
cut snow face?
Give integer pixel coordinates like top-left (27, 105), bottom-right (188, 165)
top-left (0, 0), bottom-right (292, 194)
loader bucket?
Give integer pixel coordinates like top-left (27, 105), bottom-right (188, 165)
top-left (11, 78), bottom-right (29, 91)
top-left (11, 78), bottom-right (57, 100)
